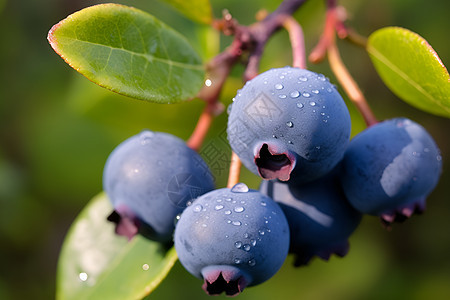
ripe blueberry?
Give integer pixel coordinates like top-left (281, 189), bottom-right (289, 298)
top-left (260, 170), bottom-right (362, 266)
top-left (227, 66), bottom-right (351, 184)
top-left (340, 118), bottom-right (442, 224)
top-left (103, 130), bottom-right (215, 242)
top-left (174, 183), bottom-right (290, 296)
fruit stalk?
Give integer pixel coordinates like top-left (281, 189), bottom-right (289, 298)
top-left (227, 151), bottom-right (242, 188)
top-left (189, 0), bottom-right (311, 150)
top-left (283, 16), bottom-right (307, 69)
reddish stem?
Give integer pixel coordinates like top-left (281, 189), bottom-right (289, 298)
top-left (227, 152), bottom-right (242, 188)
top-left (283, 16), bottom-right (307, 69)
top-left (309, 0), bottom-right (377, 127)
top-left (309, 6), bottom-right (337, 64)
top-left (187, 105), bottom-right (215, 151)
top-left (327, 38), bottom-right (377, 127)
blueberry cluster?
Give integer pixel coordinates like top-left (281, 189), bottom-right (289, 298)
top-left (102, 66), bottom-right (442, 296)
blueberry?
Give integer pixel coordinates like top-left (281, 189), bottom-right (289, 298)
top-left (174, 183), bottom-right (290, 296)
top-left (340, 118), bottom-right (442, 224)
top-left (103, 130), bottom-right (215, 242)
top-left (227, 66), bottom-right (351, 184)
top-left (260, 170), bottom-right (362, 266)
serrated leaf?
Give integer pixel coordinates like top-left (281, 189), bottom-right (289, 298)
top-left (160, 0), bottom-right (213, 24)
top-left (56, 193), bottom-right (178, 300)
top-left (48, 4), bottom-right (205, 103)
top-left (367, 26), bottom-right (450, 118)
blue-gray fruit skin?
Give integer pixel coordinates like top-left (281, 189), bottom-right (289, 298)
top-left (174, 183), bottom-right (290, 296)
top-left (227, 66), bottom-right (351, 184)
top-left (260, 170), bottom-right (362, 266)
top-left (103, 130), bottom-right (215, 242)
top-left (340, 118), bottom-right (442, 224)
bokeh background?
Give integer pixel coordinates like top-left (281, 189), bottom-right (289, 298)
top-left (0, 0), bottom-right (449, 299)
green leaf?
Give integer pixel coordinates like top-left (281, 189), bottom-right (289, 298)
top-left (48, 4), bottom-right (205, 103)
top-left (160, 0), bottom-right (213, 24)
top-left (367, 26), bottom-right (450, 118)
top-left (56, 193), bottom-right (178, 300)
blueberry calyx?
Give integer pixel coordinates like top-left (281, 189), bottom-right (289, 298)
top-left (107, 209), bottom-right (140, 241)
top-left (380, 197), bottom-right (426, 227)
top-left (201, 265), bottom-right (249, 296)
top-left (255, 143), bottom-right (296, 181)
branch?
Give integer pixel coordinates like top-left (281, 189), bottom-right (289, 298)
top-left (227, 152), bottom-right (243, 188)
top-left (327, 42), bottom-right (377, 126)
top-left (283, 16), bottom-right (307, 69)
top-left (188, 0), bottom-right (310, 173)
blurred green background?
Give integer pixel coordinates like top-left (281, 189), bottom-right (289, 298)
top-left (0, 0), bottom-right (449, 299)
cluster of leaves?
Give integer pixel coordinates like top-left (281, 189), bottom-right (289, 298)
top-left (48, 1), bottom-right (449, 299)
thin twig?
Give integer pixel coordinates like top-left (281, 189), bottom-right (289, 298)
top-left (227, 152), bottom-right (243, 188)
top-left (188, 0), bottom-right (311, 153)
top-left (327, 41), bottom-right (377, 126)
top-left (283, 16), bottom-right (307, 69)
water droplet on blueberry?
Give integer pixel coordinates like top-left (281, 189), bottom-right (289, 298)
top-left (231, 183), bottom-right (249, 193)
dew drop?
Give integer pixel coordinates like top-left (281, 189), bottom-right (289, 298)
top-left (288, 141), bottom-right (293, 144)
top-left (279, 75), bottom-right (285, 79)
top-left (193, 204), bottom-right (203, 212)
top-left (232, 221), bottom-right (242, 226)
top-left (216, 199), bottom-right (223, 203)
top-left (243, 233), bottom-right (249, 238)
top-left (174, 214), bottom-right (181, 226)
top-left (231, 183), bottom-right (249, 193)
top-left (297, 102), bottom-right (304, 108)
top-left (205, 79), bottom-right (212, 87)
top-left (302, 92), bottom-right (311, 98)
top-left (260, 201), bottom-right (267, 207)
top-left (139, 131), bottom-right (154, 145)
top-left (227, 220), bottom-right (232, 224)
top-left (142, 264), bottom-right (150, 271)
top-left (299, 76), bottom-right (308, 82)
top-left (234, 206), bottom-right (245, 213)
top-left (309, 101), bottom-right (316, 106)
top-left (272, 134), bottom-right (277, 139)
top-left (251, 239), bottom-right (257, 246)
top-left (259, 229), bottom-right (265, 235)
top-left (225, 198), bottom-right (232, 202)
top-left (248, 259), bottom-right (256, 267)
top-left (327, 88), bottom-right (332, 93)
top-left (215, 205), bottom-right (224, 211)
top-left (312, 89), bottom-right (319, 94)
top-left (316, 146), bottom-right (321, 150)
top-left (321, 112), bottom-right (325, 116)
top-left (234, 258), bottom-right (242, 264)
top-left (317, 74), bottom-right (326, 81)
top-left (201, 223), bottom-right (207, 228)
top-left (286, 121), bottom-right (294, 128)
top-left (225, 210), bottom-right (232, 215)
top-left (278, 94), bottom-right (287, 99)
top-left (290, 90), bottom-right (300, 98)
top-left (227, 104), bottom-right (232, 114)
top-left (243, 244), bottom-right (251, 251)
top-left (437, 155), bottom-right (442, 161)
top-left (235, 241), bottom-right (242, 248)
top-left (275, 83), bottom-right (284, 90)
top-left (79, 272), bottom-right (88, 282)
